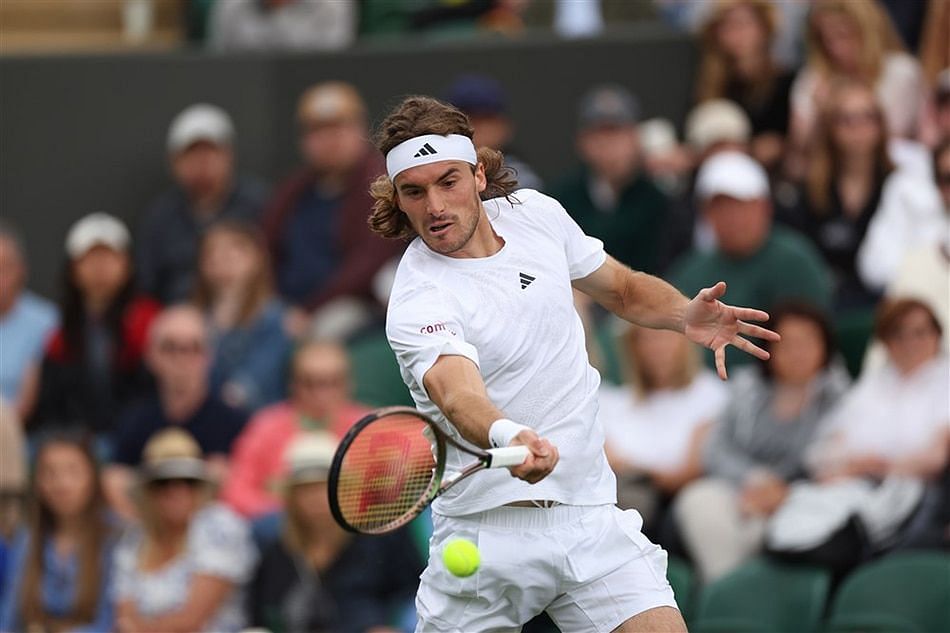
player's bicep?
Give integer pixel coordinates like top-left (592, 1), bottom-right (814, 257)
top-left (422, 354), bottom-right (489, 411)
top-left (571, 255), bottom-right (629, 312)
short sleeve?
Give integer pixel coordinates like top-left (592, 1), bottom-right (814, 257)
top-left (188, 504), bottom-right (257, 583)
top-left (386, 283), bottom-right (480, 391)
top-left (544, 193), bottom-right (606, 279)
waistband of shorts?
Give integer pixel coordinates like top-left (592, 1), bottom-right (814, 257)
top-left (436, 503), bottom-right (608, 530)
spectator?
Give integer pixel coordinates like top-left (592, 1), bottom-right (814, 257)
top-left (858, 140), bottom-right (950, 294)
top-left (444, 74), bottom-right (543, 190)
top-left (106, 305), bottom-right (247, 518)
top-left (669, 152), bottom-right (832, 371)
top-left (768, 299), bottom-right (949, 568)
top-left (137, 104), bottom-right (267, 304)
top-left (660, 99), bottom-right (754, 269)
top-left (785, 78), bottom-right (938, 312)
top-left (551, 84), bottom-right (670, 275)
top-left (0, 434), bottom-right (116, 632)
top-left (789, 0), bottom-right (925, 168)
top-left (696, 0), bottom-right (796, 172)
top-left (32, 214), bottom-right (160, 449)
top-left (247, 432), bottom-right (422, 633)
top-left (264, 82), bottom-right (403, 340)
top-left (193, 220), bottom-right (293, 413)
top-left (674, 303), bottom-right (849, 582)
top-left (600, 324), bottom-right (728, 546)
top-left (210, 0), bottom-right (356, 51)
top-left (222, 340), bottom-right (369, 518)
top-left (807, 299), bottom-right (949, 481)
top-left (0, 222), bottom-right (58, 419)
top-left (113, 429), bottom-right (256, 633)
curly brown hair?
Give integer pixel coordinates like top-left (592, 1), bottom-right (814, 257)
top-left (368, 96), bottom-right (518, 240)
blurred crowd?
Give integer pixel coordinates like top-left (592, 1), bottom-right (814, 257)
top-left (0, 1), bottom-right (948, 632)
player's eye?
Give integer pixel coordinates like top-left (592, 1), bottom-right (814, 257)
top-left (442, 180), bottom-right (456, 189)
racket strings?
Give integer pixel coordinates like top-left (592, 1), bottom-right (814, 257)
top-left (335, 414), bottom-right (438, 532)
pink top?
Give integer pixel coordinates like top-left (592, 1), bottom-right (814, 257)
top-left (221, 400), bottom-right (370, 517)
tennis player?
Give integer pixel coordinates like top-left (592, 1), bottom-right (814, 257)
top-left (369, 96), bottom-right (779, 632)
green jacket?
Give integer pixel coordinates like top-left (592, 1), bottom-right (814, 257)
top-left (551, 168), bottom-right (670, 275)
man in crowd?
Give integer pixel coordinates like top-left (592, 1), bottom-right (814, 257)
top-left (105, 305), bottom-right (247, 517)
top-left (137, 103), bottom-right (267, 303)
top-left (551, 84), bottom-right (670, 275)
top-left (223, 340), bottom-right (369, 518)
top-left (669, 151), bottom-right (831, 370)
top-left (263, 82), bottom-right (403, 340)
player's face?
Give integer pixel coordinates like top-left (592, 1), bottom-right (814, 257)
top-left (395, 160), bottom-right (489, 257)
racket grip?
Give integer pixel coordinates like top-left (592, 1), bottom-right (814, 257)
top-left (487, 445), bottom-right (530, 468)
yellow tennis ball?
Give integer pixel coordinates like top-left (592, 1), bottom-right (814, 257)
top-left (442, 538), bottom-right (480, 577)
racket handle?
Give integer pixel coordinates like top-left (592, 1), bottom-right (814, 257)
top-left (487, 445), bottom-right (530, 468)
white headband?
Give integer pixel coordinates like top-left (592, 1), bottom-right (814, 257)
top-left (385, 133), bottom-right (477, 181)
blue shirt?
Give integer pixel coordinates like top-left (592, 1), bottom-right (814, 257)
top-left (0, 292), bottom-right (58, 403)
top-left (0, 530), bottom-right (115, 633)
top-left (276, 187), bottom-right (341, 304)
top-left (208, 299), bottom-right (292, 413)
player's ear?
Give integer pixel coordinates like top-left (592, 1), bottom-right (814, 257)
top-left (474, 162), bottom-right (487, 194)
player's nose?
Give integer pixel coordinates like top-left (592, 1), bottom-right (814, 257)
top-left (425, 189), bottom-right (445, 214)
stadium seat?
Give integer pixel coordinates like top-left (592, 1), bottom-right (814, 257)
top-left (667, 556), bottom-right (696, 622)
top-left (824, 552), bottom-right (950, 633)
top-left (347, 330), bottom-right (414, 407)
top-left (691, 557), bottom-right (831, 633)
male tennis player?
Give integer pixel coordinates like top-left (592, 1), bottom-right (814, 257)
top-left (369, 96), bottom-right (779, 632)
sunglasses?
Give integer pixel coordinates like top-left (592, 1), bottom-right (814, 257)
top-left (157, 339), bottom-right (206, 356)
top-left (832, 109), bottom-right (878, 127)
top-left (148, 477), bottom-right (203, 490)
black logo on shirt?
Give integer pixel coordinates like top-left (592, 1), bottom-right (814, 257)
top-left (519, 272), bottom-right (536, 289)
top-left (414, 143), bottom-right (437, 158)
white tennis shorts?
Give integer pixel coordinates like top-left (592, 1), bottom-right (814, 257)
top-left (415, 504), bottom-right (678, 632)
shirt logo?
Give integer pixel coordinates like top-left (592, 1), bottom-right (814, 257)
top-left (414, 143), bottom-right (437, 158)
top-left (519, 272), bottom-right (536, 289)
top-left (420, 321), bottom-right (456, 335)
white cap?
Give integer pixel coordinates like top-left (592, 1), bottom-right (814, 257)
top-left (166, 104), bottom-right (234, 154)
top-left (685, 99), bottom-right (751, 153)
top-left (284, 431), bottom-right (339, 484)
top-left (695, 151), bottom-right (769, 202)
top-left (64, 212), bottom-right (131, 259)
top-left (639, 118), bottom-right (678, 158)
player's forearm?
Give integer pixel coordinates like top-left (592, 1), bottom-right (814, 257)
top-left (614, 270), bottom-right (689, 333)
top-left (438, 389), bottom-right (506, 448)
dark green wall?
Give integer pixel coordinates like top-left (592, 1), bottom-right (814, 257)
top-left (0, 26), bottom-right (696, 299)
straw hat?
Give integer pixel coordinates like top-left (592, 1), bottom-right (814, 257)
top-left (139, 428), bottom-right (212, 485)
top-left (283, 431), bottom-right (339, 486)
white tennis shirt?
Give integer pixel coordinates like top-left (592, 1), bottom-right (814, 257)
top-left (386, 188), bottom-right (618, 516)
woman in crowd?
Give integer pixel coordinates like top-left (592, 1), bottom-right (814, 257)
top-left (790, 79), bottom-right (933, 313)
top-left (0, 434), bottom-right (116, 632)
top-left (789, 0), bottom-right (924, 158)
top-left (193, 220), bottom-right (292, 413)
top-left (807, 298), bottom-right (948, 482)
top-left (247, 432), bottom-right (422, 633)
top-left (113, 428), bottom-right (256, 633)
top-left (601, 323), bottom-right (727, 546)
top-left (695, 0), bottom-right (795, 172)
top-left (31, 213), bottom-right (159, 452)
top-left (674, 303), bottom-right (850, 582)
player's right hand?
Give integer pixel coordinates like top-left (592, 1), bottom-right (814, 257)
top-left (509, 429), bottom-right (559, 484)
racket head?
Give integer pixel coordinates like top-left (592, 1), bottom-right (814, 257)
top-left (328, 406), bottom-right (446, 534)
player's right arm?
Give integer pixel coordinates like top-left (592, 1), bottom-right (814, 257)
top-left (423, 354), bottom-right (559, 484)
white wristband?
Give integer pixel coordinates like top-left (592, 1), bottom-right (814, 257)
top-left (489, 418), bottom-right (529, 448)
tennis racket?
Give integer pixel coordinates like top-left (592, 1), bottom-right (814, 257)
top-left (328, 406), bottom-right (530, 534)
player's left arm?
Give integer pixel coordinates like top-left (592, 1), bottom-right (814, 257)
top-left (573, 255), bottom-right (780, 379)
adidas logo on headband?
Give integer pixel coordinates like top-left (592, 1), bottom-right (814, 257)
top-left (386, 134), bottom-right (477, 180)
top-left (414, 143), bottom-right (437, 158)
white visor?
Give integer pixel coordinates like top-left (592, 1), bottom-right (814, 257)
top-left (386, 133), bottom-right (477, 181)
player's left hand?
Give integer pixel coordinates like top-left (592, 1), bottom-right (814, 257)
top-left (684, 281), bottom-right (781, 380)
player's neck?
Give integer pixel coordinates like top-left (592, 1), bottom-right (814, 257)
top-left (446, 208), bottom-right (504, 259)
